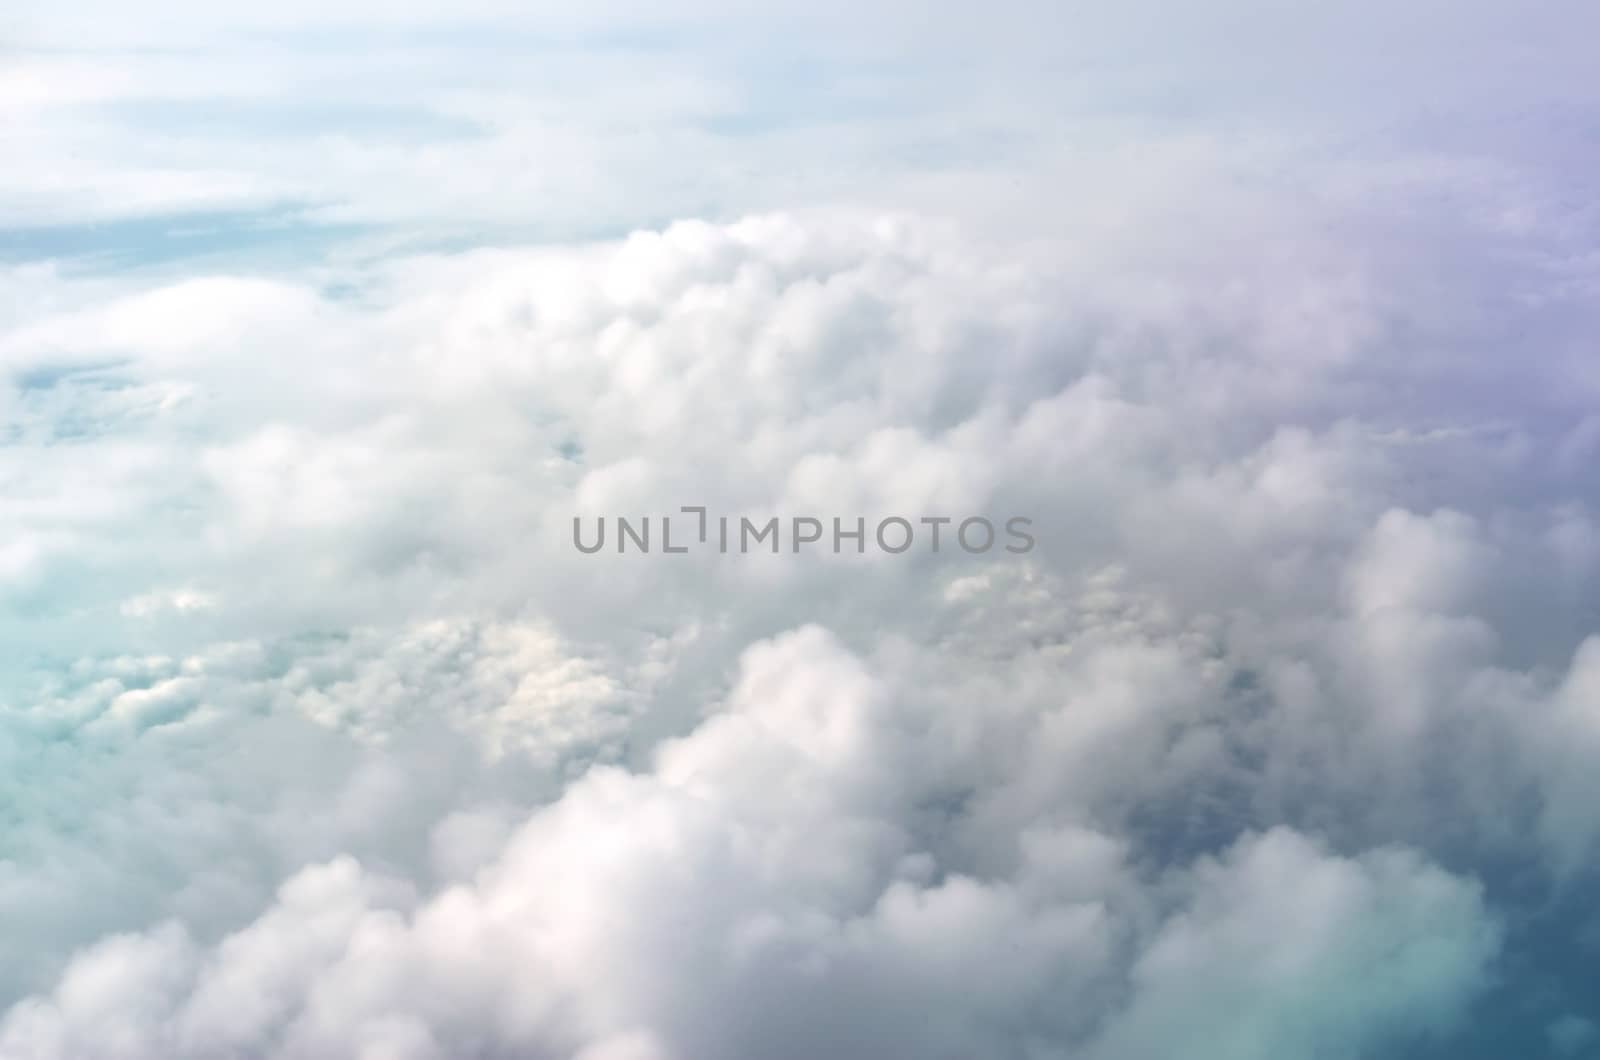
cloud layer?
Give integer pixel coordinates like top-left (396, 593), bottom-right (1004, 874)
top-left (4, 2), bottom-right (1600, 1056)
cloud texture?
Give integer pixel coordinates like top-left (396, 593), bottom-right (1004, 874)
top-left (3, 1), bottom-right (1600, 1057)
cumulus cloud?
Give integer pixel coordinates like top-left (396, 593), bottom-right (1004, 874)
top-left (0, 631), bottom-right (1504, 1060)
top-left (3, 186), bottom-right (1598, 1054)
top-left (4, 2), bottom-right (1600, 1056)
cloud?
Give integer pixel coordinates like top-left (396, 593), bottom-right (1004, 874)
top-left (1089, 829), bottom-right (1500, 1060)
top-left (3, 6), bottom-right (1600, 1052)
top-left (1, 191), bottom-right (1597, 1053)
top-left (0, 631), bottom-right (1502, 1060)
top-left (6, 0), bottom-right (1600, 238)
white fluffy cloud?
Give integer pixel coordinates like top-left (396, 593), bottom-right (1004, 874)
top-left (0, 630), bottom-right (1504, 1060)
top-left (4, 3), bottom-right (1600, 1056)
top-left (3, 188), bottom-right (1598, 1055)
